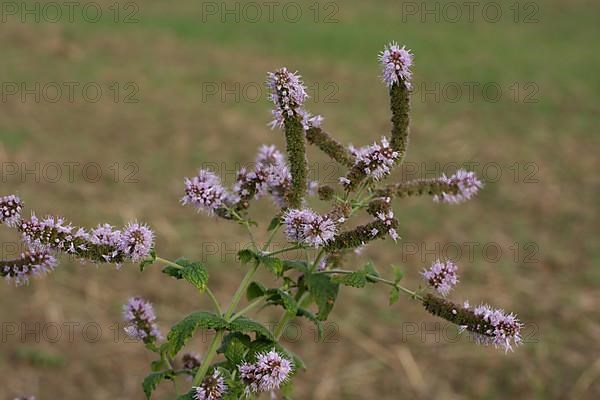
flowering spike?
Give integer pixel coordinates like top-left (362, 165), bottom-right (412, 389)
top-left (193, 370), bottom-right (227, 400)
top-left (0, 195), bottom-right (23, 227)
top-left (282, 209), bottom-right (337, 247)
top-left (182, 170), bottom-right (231, 215)
top-left (266, 67), bottom-right (308, 129)
top-left (423, 294), bottom-right (522, 352)
top-left (239, 350), bottom-right (293, 394)
top-left (1, 249), bottom-right (56, 286)
top-left (433, 169), bottom-right (483, 204)
top-left (123, 297), bottom-right (162, 344)
top-left (119, 222), bottom-right (154, 262)
top-left (422, 259), bottom-right (458, 296)
top-left (379, 42), bottom-right (413, 89)
top-left (342, 137), bottom-right (399, 191)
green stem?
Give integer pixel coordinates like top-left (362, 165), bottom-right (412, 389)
top-left (263, 245), bottom-right (303, 258)
top-left (262, 224), bottom-right (282, 251)
top-left (317, 269), bottom-right (423, 300)
top-left (156, 256), bottom-right (222, 314)
top-left (192, 330), bottom-right (225, 386)
top-left (229, 296), bottom-right (265, 322)
top-left (225, 261), bottom-right (260, 318)
top-left (274, 292), bottom-right (310, 340)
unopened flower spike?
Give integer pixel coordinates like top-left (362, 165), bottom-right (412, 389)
top-left (1, 249), bottom-right (57, 286)
top-left (380, 42), bottom-right (413, 162)
top-left (422, 259), bottom-right (459, 297)
top-left (193, 369), bottom-right (227, 400)
top-left (267, 68), bottom-right (309, 208)
top-left (423, 294), bottom-right (522, 352)
top-left (0, 194), bottom-right (23, 227)
top-left (123, 297), bottom-right (163, 344)
top-left (375, 169), bottom-right (483, 204)
top-left (305, 126), bottom-right (356, 168)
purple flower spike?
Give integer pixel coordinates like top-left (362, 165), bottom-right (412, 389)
top-left (239, 350), bottom-right (292, 394)
top-left (182, 170), bottom-right (230, 215)
top-left (348, 137), bottom-right (399, 184)
top-left (193, 370), bottom-right (227, 400)
top-left (123, 297), bottom-right (162, 344)
top-left (119, 222), bottom-right (154, 262)
top-left (91, 223), bottom-right (122, 264)
top-left (1, 249), bottom-right (56, 286)
top-left (422, 259), bottom-right (458, 297)
top-left (0, 195), bottom-right (24, 227)
top-left (462, 303), bottom-right (523, 352)
top-left (433, 169), bottom-right (483, 204)
top-left (282, 209), bottom-right (337, 247)
top-left (266, 67), bottom-right (309, 129)
top-left (379, 42), bottom-right (413, 88)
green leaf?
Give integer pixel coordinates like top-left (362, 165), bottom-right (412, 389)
top-left (307, 274), bottom-right (339, 321)
top-left (140, 249), bottom-right (156, 272)
top-left (364, 261), bottom-right (380, 283)
top-left (332, 271), bottom-right (367, 288)
top-left (182, 261), bottom-right (209, 292)
top-left (260, 256), bottom-right (283, 276)
top-left (389, 286), bottom-right (400, 305)
top-left (238, 249), bottom-right (258, 264)
top-left (282, 259), bottom-right (309, 273)
top-left (161, 257), bottom-right (188, 280)
top-left (297, 307), bottom-right (323, 341)
top-left (267, 216), bottom-right (281, 231)
top-left (228, 317), bottom-right (275, 341)
top-left (176, 392), bottom-right (195, 400)
top-left (167, 312), bottom-right (228, 357)
top-left (392, 265), bottom-right (404, 283)
top-left (218, 332), bottom-right (251, 354)
top-left (223, 336), bottom-right (248, 366)
top-left (246, 281), bottom-right (267, 301)
top-left (142, 371), bottom-right (171, 399)
top-left (265, 288), bottom-right (298, 315)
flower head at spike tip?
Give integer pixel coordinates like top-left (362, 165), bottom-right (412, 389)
top-left (238, 350), bottom-right (293, 394)
top-left (182, 169), bottom-right (230, 215)
top-left (421, 259), bottom-right (458, 297)
top-left (282, 209), bottom-right (337, 247)
top-left (433, 169), bottom-right (483, 204)
top-left (379, 42), bottom-right (413, 88)
top-left (266, 67), bottom-right (308, 128)
top-left (122, 297), bottom-right (162, 344)
top-left (1, 249), bottom-right (57, 286)
top-left (193, 370), bottom-right (227, 400)
top-left (0, 195), bottom-right (23, 227)
top-left (462, 303), bottom-right (523, 352)
top-left (350, 137), bottom-right (399, 184)
top-left (119, 222), bottom-right (154, 262)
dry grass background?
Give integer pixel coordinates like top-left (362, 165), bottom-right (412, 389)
top-left (0, 0), bottom-right (599, 399)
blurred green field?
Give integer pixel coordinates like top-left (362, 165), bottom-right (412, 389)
top-left (1, 0), bottom-right (599, 398)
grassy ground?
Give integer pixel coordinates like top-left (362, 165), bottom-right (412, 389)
top-left (1, 0), bottom-right (599, 398)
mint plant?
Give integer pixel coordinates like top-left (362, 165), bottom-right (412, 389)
top-left (1, 42), bottom-right (522, 400)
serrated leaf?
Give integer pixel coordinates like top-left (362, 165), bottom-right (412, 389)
top-left (142, 371), bottom-right (171, 399)
top-left (246, 281), bottom-right (267, 301)
top-left (238, 249), bottom-right (258, 264)
top-left (392, 265), bottom-right (404, 283)
top-left (218, 332), bottom-right (252, 354)
top-left (228, 317), bottom-right (275, 341)
top-left (167, 312), bottom-right (228, 357)
top-left (150, 359), bottom-right (166, 372)
top-left (389, 286), bottom-right (400, 305)
top-left (332, 271), bottom-right (367, 288)
top-left (260, 256), bottom-right (283, 276)
top-left (307, 274), bottom-right (339, 321)
top-left (182, 262), bottom-right (209, 292)
top-left (140, 249), bottom-right (157, 272)
top-left (265, 288), bottom-right (298, 315)
top-left (364, 261), bottom-right (380, 283)
top-left (161, 257), bottom-right (188, 279)
top-left (267, 216), bottom-right (281, 231)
